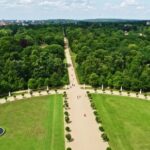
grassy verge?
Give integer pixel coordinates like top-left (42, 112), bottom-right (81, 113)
top-left (70, 50), bottom-right (81, 84)
top-left (92, 94), bottom-right (150, 150)
top-left (0, 95), bottom-right (65, 150)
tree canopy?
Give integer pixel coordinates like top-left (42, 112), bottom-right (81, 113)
top-left (0, 25), bottom-right (68, 96)
top-left (67, 23), bottom-right (150, 91)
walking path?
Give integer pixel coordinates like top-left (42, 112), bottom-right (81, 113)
top-left (0, 90), bottom-right (65, 104)
top-left (64, 37), bottom-right (108, 150)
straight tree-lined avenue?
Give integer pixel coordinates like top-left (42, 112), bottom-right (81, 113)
top-left (64, 37), bottom-right (108, 150)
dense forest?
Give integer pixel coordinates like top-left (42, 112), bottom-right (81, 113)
top-left (67, 23), bottom-right (150, 91)
top-left (0, 25), bottom-right (68, 96)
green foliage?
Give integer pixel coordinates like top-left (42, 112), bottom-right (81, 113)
top-left (65, 134), bottom-right (72, 142)
top-left (0, 25), bottom-right (68, 96)
top-left (95, 116), bottom-right (101, 123)
top-left (99, 126), bottom-right (105, 132)
top-left (65, 127), bottom-right (71, 132)
top-left (101, 133), bottom-right (109, 142)
top-left (67, 24), bottom-right (150, 92)
top-left (65, 116), bottom-right (71, 123)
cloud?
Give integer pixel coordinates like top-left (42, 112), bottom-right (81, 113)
top-left (0, 0), bottom-right (94, 10)
top-left (120, 0), bottom-right (138, 7)
top-left (104, 0), bottom-right (145, 11)
top-left (18, 0), bottom-right (34, 5)
top-left (39, 0), bottom-right (94, 10)
top-left (136, 6), bottom-right (144, 10)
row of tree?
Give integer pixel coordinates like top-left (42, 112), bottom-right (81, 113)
top-left (0, 25), bottom-right (68, 96)
top-left (67, 23), bottom-right (150, 91)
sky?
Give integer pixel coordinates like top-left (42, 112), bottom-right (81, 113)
top-left (0, 0), bottom-right (150, 20)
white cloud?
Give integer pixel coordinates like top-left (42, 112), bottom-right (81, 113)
top-left (120, 0), bottom-right (138, 7)
top-left (39, 0), bottom-right (94, 10)
top-left (18, 0), bottom-right (34, 5)
top-left (136, 6), bottom-right (144, 10)
top-left (104, 0), bottom-right (145, 11)
top-left (0, 0), bottom-right (94, 10)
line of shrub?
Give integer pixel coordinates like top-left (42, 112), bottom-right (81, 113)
top-left (87, 91), bottom-right (111, 150)
top-left (63, 92), bottom-right (73, 150)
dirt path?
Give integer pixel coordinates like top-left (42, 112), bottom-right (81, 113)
top-left (64, 37), bottom-right (108, 150)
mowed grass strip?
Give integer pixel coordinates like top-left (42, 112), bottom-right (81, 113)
top-left (92, 94), bottom-right (150, 150)
top-left (0, 95), bottom-right (65, 150)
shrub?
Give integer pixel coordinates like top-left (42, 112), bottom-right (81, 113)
top-left (127, 91), bottom-right (130, 96)
top-left (93, 111), bottom-right (98, 116)
top-left (99, 126), bottom-right (104, 132)
top-left (66, 147), bottom-right (72, 150)
top-left (65, 116), bottom-right (70, 123)
top-left (86, 91), bottom-right (90, 94)
top-left (64, 111), bottom-right (69, 116)
top-left (88, 93), bottom-right (92, 98)
top-left (102, 89), bottom-right (105, 93)
top-left (66, 126), bottom-right (71, 132)
top-left (91, 103), bottom-right (96, 109)
top-left (30, 91), bottom-right (33, 96)
top-left (144, 93), bottom-right (147, 99)
top-left (101, 133), bottom-right (109, 142)
top-left (47, 90), bottom-right (49, 94)
top-left (64, 100), bottom-right (68, 104)
top-left (96, 116), bottom-right (101, 123)
top-left (119, 90), bottom-right (122, 95)
top-left (106, 147), bottom-right (111, 150)
top-left (65, 103), bottom-right (69, 108)
top-left (66, 134), bottom-right (72, 142)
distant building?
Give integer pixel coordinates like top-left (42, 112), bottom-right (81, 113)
top-left (146, 21), bottom-right (150, 26)
top-left (124, 31), bottom-right (129, 36)
top-left (0, 21), bottom-right (7, 26)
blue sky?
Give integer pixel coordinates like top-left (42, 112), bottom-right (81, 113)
top-left (0, 0), bottom-right (150, 20)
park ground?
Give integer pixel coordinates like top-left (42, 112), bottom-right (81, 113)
top-left (0, 95), bottom-right (65, 150)
top-left (92, 94), bottom-right (150, 150)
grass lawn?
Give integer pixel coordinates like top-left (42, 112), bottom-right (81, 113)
top-left (92, 94), bottom-right (150, 150)
top-left (0, 95), bottom-right (65, 150)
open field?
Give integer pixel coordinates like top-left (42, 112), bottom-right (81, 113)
top-left (92, 94), bottom-right (150, 150)
top-left (0, 95), bottom-right (65, 150)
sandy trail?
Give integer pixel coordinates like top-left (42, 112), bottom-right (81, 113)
top-left (64, 37), bottom-right (108, 150)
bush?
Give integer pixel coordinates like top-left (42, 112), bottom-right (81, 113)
top-left (99, 126), bottom-right (104, 132)
top-left (66, 147), bottom-right (72, 150)
top-left (96, 116), bottom-right (101, 123)
top-left (66, 126), bottom-right (71, 132)
top-left (93, 111), bottom-right (98, 116)
top-left (101, 133), bottom-right (109, 142)
top-left (88, 93), bottom-right (92, 98)
top-left (65, 103), bottom-right (69, 108)
top-left (91, 103), bottom-right (96, 109)
top-left (47, 90), bottom-right (49, 94)
top-left (65, 116), bottom-right (70, 123)
top-left (86, 91), bottom-right (90, 94)
top-left (64, 100), bottom-right (68, 103)
top-left (106, 147), bottom-right (111, 150)
top-left (66, 134), bottom-right (72, 142)
top-left (64, 111), bottom-right (69, 116)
